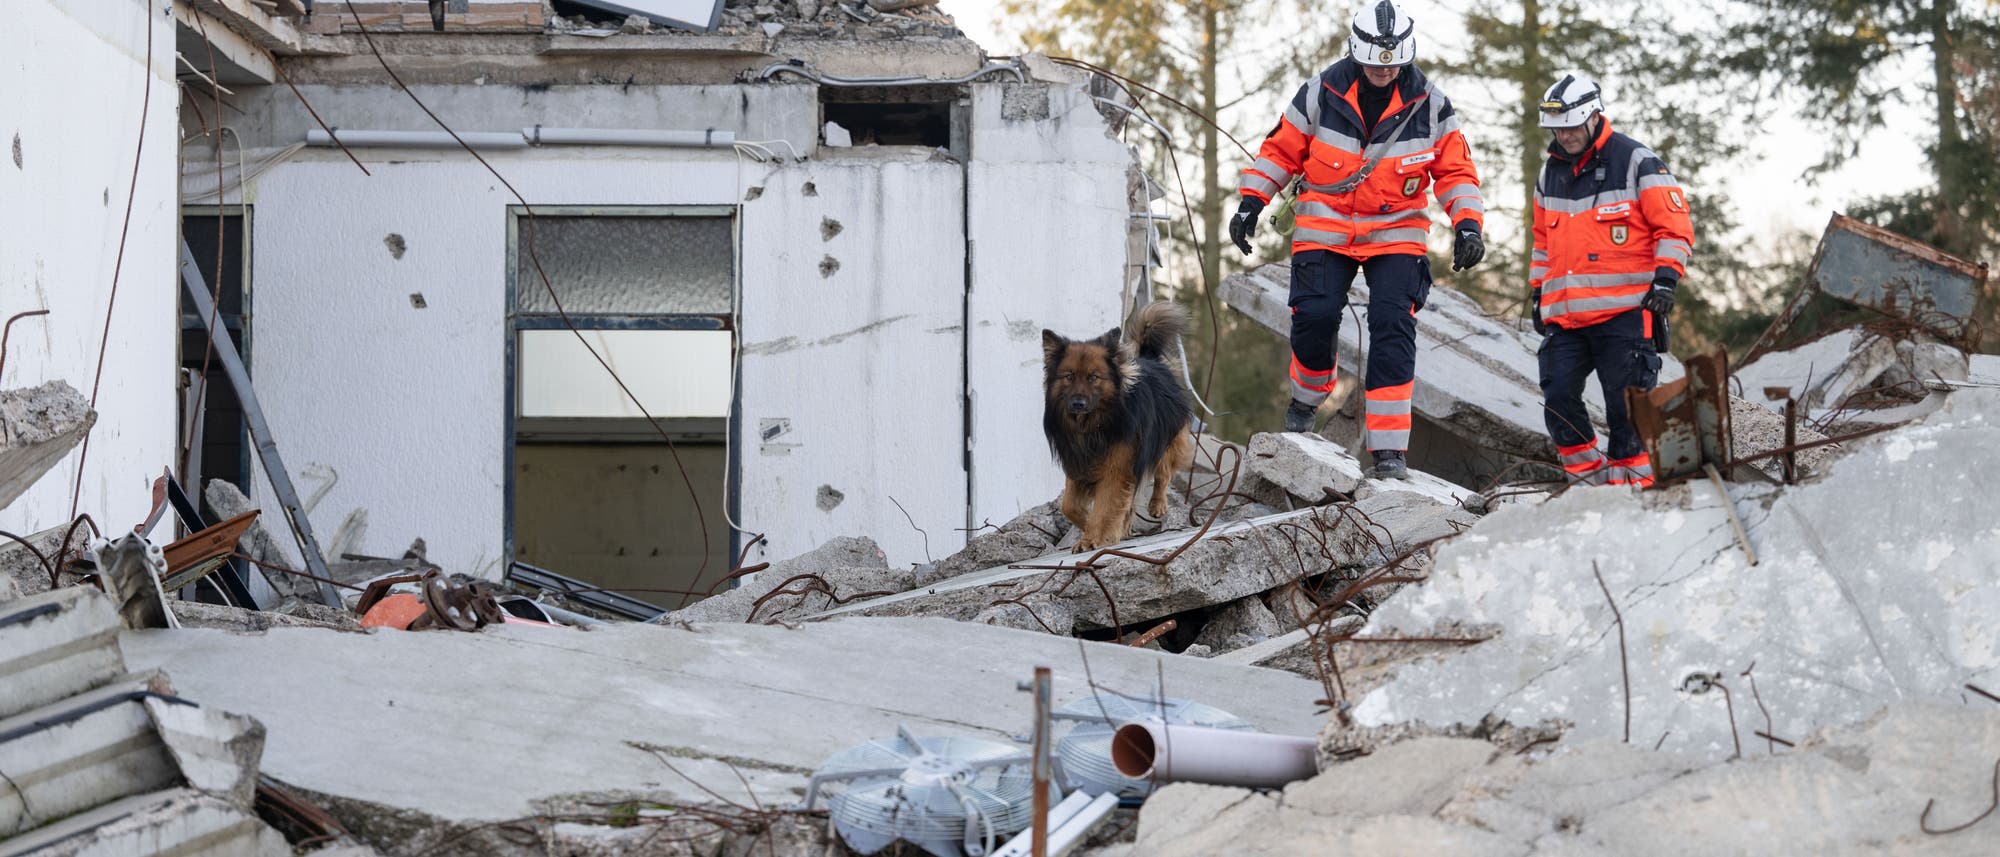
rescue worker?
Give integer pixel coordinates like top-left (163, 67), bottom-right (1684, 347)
top-left (1230, 0), bottom-right (1486, 480)
top-left (1529, 73), bottom-right (1694, 487)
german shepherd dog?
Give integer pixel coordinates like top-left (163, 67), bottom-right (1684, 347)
top-left (1042, 302), bottom-right (1196, 552)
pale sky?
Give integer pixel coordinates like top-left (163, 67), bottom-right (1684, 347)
top-left (940, 0), bottom-right (1935, 261)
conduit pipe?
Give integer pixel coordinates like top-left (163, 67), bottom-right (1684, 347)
top-left (306, 129), bottom-right (526, 149)
top-left (305, 128), bottom-right (740, 149)
top-left (523, 126), bottom-right (736, 147)
top-left (1110, 722), bottom-right (1319, 788)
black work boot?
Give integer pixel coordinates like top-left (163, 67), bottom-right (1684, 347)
top-left (1370, 450), bottom-right (1410, 480)
top-left (1283, 398), bottom-right (1317, 433)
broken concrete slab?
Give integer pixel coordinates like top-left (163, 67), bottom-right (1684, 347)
top-left (168, 599), bottom-right (363, 633)
top-left (1222, 263), bottom-right (1683, 487)
top-left (1112, 700), bottom-right (2000, 857)
top-left (0, 788), bottom-right (290, 857)
top-left (1735, 328), bottom-right (1970, 437)
top-left (818, 493), bottom-right (1477, 631)
top-left (914, 501), bottom-right (1071, 588)
top-left (671, 535), bottom-right (902, 623)
top-left (1725, 394), bottom-right (1840, 481)
top-left (205, 479), bottom-right (307, 601)
top-left (145, 697), bottom-right (267, 807)
top-left (1190, 595), bottom-right (1286, 654)
top-left (0, 380), bottom-right (94, 512)
top-left (121, 617), bottom-right (1325, 855)
top-left (1212, 615), bottom-right (1366, 678)
top-left (0, 674), bottom-right (183, 837)
top-left (1347, 388), bottom-right (2000, 763)
top-left (0, 586), bottom-right (125, 721)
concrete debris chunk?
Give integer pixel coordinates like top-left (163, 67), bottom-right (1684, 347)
top-left (670, 535), bottom-right (896, 623)
top-left (1108, 701), bottom-right (2000, 857)
top-left (1190, 596), bottom-right (1286, 654)
top-left (0, 380), bottom-right (94, 512)
top-left (0, 788), bottom-right (290, 857)
top-left (0, 586), bottom-right (125, 720)
top-left (1735, 328), bottom-right (1969, 435)
top-left (825, 493), bottom-right (1476, 631)
top-left (915, 501), bottom-right (1071, 588)
top-left (1345, 388), bottom-right (2000, 763)
top-left (205, 479), bottom-right (309, 601)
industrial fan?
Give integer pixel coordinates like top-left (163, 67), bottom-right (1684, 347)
top-left (1053, 694), bottom-right (1255, 798)
top-left (803, 724), bottom-right (1042, 857)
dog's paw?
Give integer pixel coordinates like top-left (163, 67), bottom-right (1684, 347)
top-left (1146, 499), bottom-right (1168, 518)
top-left (1073, 538), bottom-right (1100, 554)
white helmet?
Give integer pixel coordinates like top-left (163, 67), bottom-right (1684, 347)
top-left (1348, 0), bottom-right (1416, 68)
top-left (1538, 73), bottom-right (1605, 128)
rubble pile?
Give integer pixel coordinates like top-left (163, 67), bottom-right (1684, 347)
top-left (549, 0), bottom-right (960, 38)
top-left (1089, 701), bottom-right (2000, 857)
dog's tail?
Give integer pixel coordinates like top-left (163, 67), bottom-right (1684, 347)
top-left (1128, 302), bottom-right (1190, 361)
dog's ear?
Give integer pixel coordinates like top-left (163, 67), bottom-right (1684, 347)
top-left (1099, 328), bottom-right (1122, 350)
top-left (1041, 330), bottom-right (1065, 365)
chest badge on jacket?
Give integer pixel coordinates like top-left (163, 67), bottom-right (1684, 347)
top-left (1609, 224), bottom-right (1629, 245)
top-left (1402, 176), bottom-right (1420, 197)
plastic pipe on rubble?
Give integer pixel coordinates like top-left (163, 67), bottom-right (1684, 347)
top-left (305, 128), bottom-right (738, 149)
top-left (1110, 722), bottom-right (1319, 788)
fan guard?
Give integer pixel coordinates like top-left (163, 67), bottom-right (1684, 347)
top-left (804, 724), bottom-right (1040, 857)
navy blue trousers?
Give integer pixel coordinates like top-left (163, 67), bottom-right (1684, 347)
top-left (1538, 309), bottom-right (1661, 460)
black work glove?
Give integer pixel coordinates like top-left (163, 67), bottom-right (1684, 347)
top-left (1641, 277), bottom-right (1676, 317)
top-left (1531, 295), bottom-right (1547, 336)
top-left (1452, 220), bottom-right (1485, 271)
top-left (1229, 197), bottom-right (1265, 255)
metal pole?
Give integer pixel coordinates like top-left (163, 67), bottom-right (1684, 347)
top-left (1031, 665), bottom-right (1052, 857)
top-left (179, 240), bottom-right (343, 606)
top-left (1782, 398), bottom-right (1798, 485)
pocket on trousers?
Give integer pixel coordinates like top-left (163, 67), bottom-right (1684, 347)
top-left (1413, 256), bottom-right (1434, 311)
top-left (1631, 347), bottom-right (1663, 391)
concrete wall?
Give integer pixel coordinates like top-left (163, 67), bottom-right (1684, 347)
top-left (225, 75), bottom-right (1134, 579)
top-left (0, 0), bottom-right (179, 534)
top-left (966, 82), bottom-right (1133, 526)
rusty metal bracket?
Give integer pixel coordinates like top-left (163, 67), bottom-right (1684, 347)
top-left (1746, 213), bottom-right (1990, 362)
top-left (1627, 348), bottom-right (1734, 486)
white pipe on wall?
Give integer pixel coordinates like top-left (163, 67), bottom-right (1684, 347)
top-left (1110, 722), bottom-right (1319, 789)
top-left (523, 126), bottom-right (736, 147)
top-left (305, 128), bottom-right (740, 150)
top-left (306, 129), bottom-right (527, 149)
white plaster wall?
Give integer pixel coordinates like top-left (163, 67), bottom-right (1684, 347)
top-left (0, 0), bottom-right (179, 534)
top-left (965, 83), bottom-right (1132, 526)
top-left (735, 155), bottom-right (967, 568)
top-left (234, 78), bottom-right (1140, 578)
top-left (245, 145), bottom-right (966, 576)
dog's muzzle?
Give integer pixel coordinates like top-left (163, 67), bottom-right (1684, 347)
top-left (1067, 396), bottom-right (1090, 415)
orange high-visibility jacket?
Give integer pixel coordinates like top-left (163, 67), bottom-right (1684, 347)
top-left (1531, 119), bottom-right (1695, 329)
top-left (1239, 59), bottom-right (1484, 259)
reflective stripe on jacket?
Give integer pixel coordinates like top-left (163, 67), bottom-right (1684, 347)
top-left (1531, 119), bottom-right (1694, 329)
top-left (1240, 59), bottom-right (1483, 260)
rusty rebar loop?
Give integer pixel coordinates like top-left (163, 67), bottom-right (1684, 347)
top-left (0, 309), bottom-right (50, 382)
top-left (1741, 662), bottom-right (1778, 754)
top-left (0, 529), bottom-right (57, 590)
top-left (1591, 561), bottom-right (1631, 744)
top-left (1920, 756), bottom-right (2000, 835)
top-left (1711, 677), bottom-right (1744, 760)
